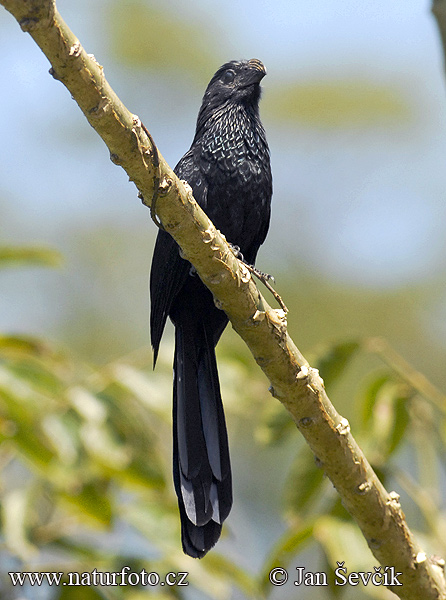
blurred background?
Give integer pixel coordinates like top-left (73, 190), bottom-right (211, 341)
top-left (1, 0), bottom-right (446, 599)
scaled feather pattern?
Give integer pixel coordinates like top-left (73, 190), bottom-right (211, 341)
top-left (150, 58), bottom-right (272, 557)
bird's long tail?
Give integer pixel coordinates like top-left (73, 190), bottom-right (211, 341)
top-left (172, 321), bottom-right (232, 558)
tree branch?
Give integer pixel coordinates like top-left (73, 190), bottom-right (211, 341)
top-left (2, 1), bottom-right (445, 598)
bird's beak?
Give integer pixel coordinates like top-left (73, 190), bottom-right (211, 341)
top-left (248, 58), bottom-right (267, 81)
top-left (246, 58), bottom-right (266, 85)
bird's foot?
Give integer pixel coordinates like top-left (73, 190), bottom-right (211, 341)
top-left (230, 244), bottom-right (273, 280)
top-left (249, 265), bottom-right (275, 284)
top-left (229, 244), bottom-right (244, 261)
top-left (230, 245), bottom-right (287, 313)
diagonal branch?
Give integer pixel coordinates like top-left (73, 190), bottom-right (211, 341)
top-left (1, 1), bottom-right (445, 598)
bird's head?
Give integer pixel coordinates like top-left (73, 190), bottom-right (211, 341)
top-left (196, 59), bottom-right (266, 131)
top-left (205, 59), bottom-right (266, 104)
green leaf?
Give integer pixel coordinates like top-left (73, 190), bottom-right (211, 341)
top-left (255, 403), bottom-right (295, 445)
top-left (200, 553), bottom-right (258, 598)
top-left (314, 516), bottom-right (372, 572)
top-left (61, 481), bottom-right (113, 527)
top-left (0, 380), bottom-right (56, 470)
top-left (92, 385), bottom-right (168, 489)
top-left (319, 551), bottom-right (344, 598)
top-left (0, 335), bottom-right (54, 357)
top-left (122, 500), bottom-right (179, 553)
top-left (359, 372), bottom-right (391, 428)
top-left (387, 391), bottom-right (411, 457)
top-left (0, 245), bottom-right (62, 268)
top-left (7, 360), bottom-right (65, 396)
top-left (314, 340), bottom-right (361, 391)
top-left (359, 373), bottom-right (412, 463)
top-left (58, 586), bottom-right (105, 600)
top-left (260, 523), bottom-right (315, 594)
top-left (284, 447), bottom-right (326, 516)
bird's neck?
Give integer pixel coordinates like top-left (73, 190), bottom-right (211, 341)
top-left (195, 101), bottom-right (260, 141)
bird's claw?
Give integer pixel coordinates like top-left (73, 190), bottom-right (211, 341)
top-left (230, 244), bottom-right (275, 283)
top-left (230, 246), bottom-right (286, 312)
top-left (251, 267), bottom-right (275, 284)
top-left (229, 244), bottom-right (244, 262)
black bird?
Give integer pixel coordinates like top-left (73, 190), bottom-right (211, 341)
top-left (150, 59), bottom-right (272, 558)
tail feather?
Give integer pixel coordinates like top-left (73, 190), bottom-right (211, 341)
top-left (175, 327), bottom-right (209, 481)
top-left (173, 323), bottom-right (232, 557)
top-left (197, 326), bottom-right (230, 482)
top-left (180, 502), bottom-right (222, 558)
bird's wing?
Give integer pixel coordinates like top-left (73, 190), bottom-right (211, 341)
top-left (149, 148), bottom-right (209, 365)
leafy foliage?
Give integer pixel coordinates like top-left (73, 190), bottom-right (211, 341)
top-left (255, 333), bottom-right (446, 599)
top-left (1, 247), bottom-right (445, 600)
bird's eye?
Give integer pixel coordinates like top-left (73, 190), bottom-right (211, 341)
top-left (221, 69), bottom-right (236, 84)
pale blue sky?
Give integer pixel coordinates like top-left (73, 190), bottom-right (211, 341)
top-left (1, 0), bottom-right (446, 336)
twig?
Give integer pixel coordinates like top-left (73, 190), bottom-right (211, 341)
top-left (367, 337), bottom-right (446, 414)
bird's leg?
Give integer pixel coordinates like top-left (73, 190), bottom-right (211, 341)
top-left (229, 244), bottom-right (288, 313)
top-left (244, 263), bottom-right (288, 313)
top-left (229, 243), bottom-right (274, 281)
top-left (139, 122), bottom-right (165, 231)
top-left (249, 265), bottom-right (275, 284)
top-left (228, 244), bottom-right (241, 258)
